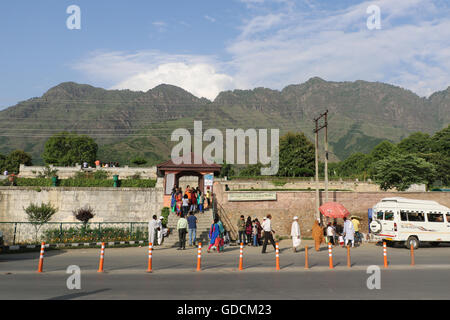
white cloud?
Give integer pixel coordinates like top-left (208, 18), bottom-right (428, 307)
top-left (204, 15), bottom-right (216, 23)
top-left (73, 0), bottom-right (450, 100)
top-left (73, 51), bottom-right (236, 100)
top-left (227, 0), bottom-right (450, 96)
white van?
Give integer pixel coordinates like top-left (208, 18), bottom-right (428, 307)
top-left (369, 197), bottom-right (450, 249)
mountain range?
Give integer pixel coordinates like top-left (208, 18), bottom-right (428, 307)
top-left (0, 77), bottom-right (449, 165)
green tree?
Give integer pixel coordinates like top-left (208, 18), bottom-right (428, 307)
top-left (4, 150), bottom-right (32, 173)
top-left (397, 132), bottom-right (432, 154)
top-left (239, 163), bottom-right (263, 176)
top-left (24, 202), bottom-right (58, 243)
top-left (278, 132), bottom-right (315, 177)
top-left (429, 125), bottom-right (450, 185)
top-left (369, 140), bottom-right (397, 162)
top-left (373, 153), bottom-right (436, 191)
top-left (336, 152), bottom-right (372, 178)
top-left (42, 132), bottom-right (98, 166)
top-left (431, 125), bottom-right (450, 157)
top-left (0, 153), bottom-right (5, 171)
top-left (219, 162), bottom-right (235, 178)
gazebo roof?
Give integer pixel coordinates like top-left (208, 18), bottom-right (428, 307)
top-left (157, 153), bottom-right (222, 172)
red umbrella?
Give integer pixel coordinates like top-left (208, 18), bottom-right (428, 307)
top-left (319, 202), bottom-right (350, 219)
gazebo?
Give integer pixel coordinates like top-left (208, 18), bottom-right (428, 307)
top-left (157, 153), bottom-right (221, 208)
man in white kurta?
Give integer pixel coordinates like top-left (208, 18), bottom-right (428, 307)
top-left (343, 217), bottom-right (355, 247)
top-left (148, 215), bottom-right (158, 245)
top-left (157, 216), bottom-right (164, 245)
top-left (291, 216), bottom-right (301, 252)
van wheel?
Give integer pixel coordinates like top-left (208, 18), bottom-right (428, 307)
top-left (405, 236), bottom-right (419, 250)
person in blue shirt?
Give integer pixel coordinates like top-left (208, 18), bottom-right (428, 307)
top-left (187, 211), bottom-right (197, 246)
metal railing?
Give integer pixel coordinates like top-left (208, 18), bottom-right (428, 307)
top-left (0, 222), bottom-right (148, 245)
top-left (213, 197), bottom-right (238, 241)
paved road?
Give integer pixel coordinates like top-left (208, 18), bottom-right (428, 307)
top-left (1, 240), bottom-right (450, 299)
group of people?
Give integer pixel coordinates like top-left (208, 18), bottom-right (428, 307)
top-left (237, 215), bottom-right (264, 246)
top-left (94, 160), bottom-right (120, 168)
top-left (148, 215), bottom-right (167, 246)
top-left (311, 216), bottom-right (361, 251)
top-left (236, 214), bottom-right (279, 253)
top-left (171, 185), bottom-right (211, 216)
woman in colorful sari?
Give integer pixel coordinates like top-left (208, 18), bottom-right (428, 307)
top-left (170, 188), bottom-right (177, 213)
top-left (207, 217), bottom-right (221, 253)
top-left (217, 218), bottom-right (225, 252)
top-left (175, 188), bottom-right (183, 216)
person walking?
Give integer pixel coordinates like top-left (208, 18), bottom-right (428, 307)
top-left (182, 194), bottom-right (189, 217)
top-left (217, 218), bottom-right (225, 252)
top-left (312, 220), bottom-right (324, 252)
top-left (252, 220), bottom-right (259, 247)
top-left (206, 187), bottom-right (211, 208)
top-left (254, 218), bottom-right (263, 245)
top-left (187, 211), bottom-right (197, 246)
top-left (157, 216), bottom-right (164, 245)
top-left (261, 214), bottom-right (276, 253)
top-left (245, 216), bottom-right (253, 245)
top-left (327, 222), bottom-right (335, 246)
top-left (290, 216), bottom-right (301, 252)
top-left (237, 215), bottom-right (246, 245)
top-left (198, 191), bottom-right (204, 213)
top-left (207, 217), bottom-right (221, 253)
top-left (176, 214), bottom-right (188, 250)
top-left (148, 215), bottom-right (159, 246)
top-left (190, 188), bottom-right (197, 213)
top-left (343, 217), bottom-right (355, 247)
top-left (351, 216), bottom-right (361, 245)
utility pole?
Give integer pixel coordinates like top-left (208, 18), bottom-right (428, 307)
top-left (313, 110), bottom-right (329, 224)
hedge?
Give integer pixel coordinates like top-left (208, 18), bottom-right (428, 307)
top-left (43, 226), bottom-right (148, 243)
top-left (6, 178), bottom-right (156, 188)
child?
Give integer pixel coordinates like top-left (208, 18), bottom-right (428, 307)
top-left (339, 235), bottom-right (345, 247)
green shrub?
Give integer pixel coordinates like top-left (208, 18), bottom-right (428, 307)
top-left (24, 202), bottom-right (58, 243)
top-left (43, 226), bottom-right (148, 243)
top-left (161, 207), bottom-right (170, 227)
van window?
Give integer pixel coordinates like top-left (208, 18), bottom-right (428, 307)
top-left (407, 211), bottom-right (425, 222)
top-left (400, 211), bottom-right (408, 221)
top-left (447, 213), bottom-right (450, 223)
top-left (377, 211), bottom-right (384, 220)
top-left (427, 213), bottom-right (444, 223)
top-left (384, 211), bottom-right (394, 221)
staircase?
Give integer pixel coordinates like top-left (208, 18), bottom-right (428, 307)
top-left (163, 210), bottom-right (214, 247)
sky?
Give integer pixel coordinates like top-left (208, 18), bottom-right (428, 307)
top-left (1, 0), bottom-right (450, 109)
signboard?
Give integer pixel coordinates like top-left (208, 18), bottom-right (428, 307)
top-left (228, 192), bottom-right (277, 202)
top-left (204, 174), bottom-right (214, 187)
